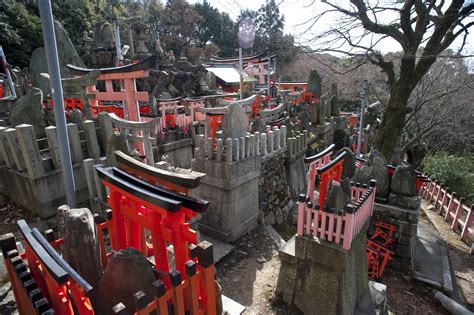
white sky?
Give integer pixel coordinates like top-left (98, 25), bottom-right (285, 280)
top-left (188, 0), bottom-right (473, 68)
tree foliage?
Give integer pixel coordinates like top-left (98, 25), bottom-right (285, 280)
top-left (423, 152), bottom-right (474, 203)
top-left (194, 0), bottom-right (238, 57)
top-left (0, 0), bottom-right (97, 67)
top-left (303, 0), bottom-right (474, 160)
top-left (0, 1), bottom-right (42, 67)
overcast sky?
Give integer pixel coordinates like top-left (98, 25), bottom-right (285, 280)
top-left (188, 0), bottom-right (473, 69)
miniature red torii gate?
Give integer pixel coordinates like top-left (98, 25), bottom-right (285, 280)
top-left (67, 56), bottom-right (155, 122)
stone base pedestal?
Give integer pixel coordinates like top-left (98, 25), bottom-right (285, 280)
top-left (372, 201), bottom-right (420, 270)
top-left (276, 222), bottom-right (369, 315)
top-left (0, 164), bottom-right (89, 218)
top-left (191, 156), bottom-right (261, 242)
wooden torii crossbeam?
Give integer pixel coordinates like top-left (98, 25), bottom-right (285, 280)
top-left (67, 56), bottom-right (155, 122)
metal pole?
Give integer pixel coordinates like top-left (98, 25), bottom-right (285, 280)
top-left (239, 47), bottom-right (243, 100)
top-left (38, 0), bottom-right (77, 207)
top-left (267, 58), bottom-right (271, 98)
top-left (356, 79), bottom-right (368, 157)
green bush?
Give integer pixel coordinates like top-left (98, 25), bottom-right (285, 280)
top-left (423, 152), bottom-right (474, 204)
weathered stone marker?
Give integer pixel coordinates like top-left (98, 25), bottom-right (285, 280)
top-left (96, 248), bottom-right (155, 315)
top-left (57, 205), bottom-right (102, 301)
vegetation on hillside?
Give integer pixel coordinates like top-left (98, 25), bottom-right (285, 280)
top-left (423, 153), bottom-right (474, 204)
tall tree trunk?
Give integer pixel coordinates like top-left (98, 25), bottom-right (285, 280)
top-left (373, 81), bottom-right (413, 160)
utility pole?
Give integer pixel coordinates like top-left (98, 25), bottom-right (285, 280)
top-left (356, 79), bottom-right (368, 158)
top-left (38, 0), bottom-right (77, 207)
top-left (239, 47), bottom-right (243, 100)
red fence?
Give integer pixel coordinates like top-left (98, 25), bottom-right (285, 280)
top-left (297, 146), bottom-right (377, 250)
top-left (297, 181), bottom-right (376, 250)
top-left (420, 180), bottom-right (473, 251)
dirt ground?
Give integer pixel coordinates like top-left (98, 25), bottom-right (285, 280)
top-left (217, 224), bottom-right (451, 314)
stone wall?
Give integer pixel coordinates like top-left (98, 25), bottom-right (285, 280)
top-left (371, 202), bottom-right (420, 269)
top-left (158, 138), bottom-right (193, 169)
top-left (0, 121), bottom-right (105, 217)
top-left (259, 151), bottom-right (292, 225)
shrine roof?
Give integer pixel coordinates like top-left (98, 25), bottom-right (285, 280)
top-left (206, 66), bottom-right (257, 84)
top-left (66, 56), bottom-right (155, 75)
top-left (210, 51), bottom-right (276, 63)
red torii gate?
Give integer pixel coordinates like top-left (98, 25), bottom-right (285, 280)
top-left (67, 56), bottom-right (155, 122)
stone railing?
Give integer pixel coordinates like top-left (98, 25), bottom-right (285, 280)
top-left (0, 121), bottom-right (102, 179)
top-left (0, 120), bottom-right (106, 217)
top-left (287, 130), bottom-right (308, 161)
top-left (194, 125), bottom-right (288, 163)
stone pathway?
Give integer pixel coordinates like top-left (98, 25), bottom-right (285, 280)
top-left (413, 219), bottom-right (453, 292)
top-left (420, 201), bottom-right (474, 310)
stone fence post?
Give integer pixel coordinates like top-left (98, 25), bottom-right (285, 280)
top-left (0, 127), bottom-right (11, 168)
top-left (5, 128), bottom-right (25, 172)
top-left (268, 130), bottom-right (274, 154)
top-left (16, 124), bottom-right (45, 179)
top-left (261, 133), bottom-right (267, 157)
top-left (216, 138), bottom-right (223, 162)
top-left (67, 123), bottom-right (83, 164)
top-left (234, 138), bottom-right (240, 161)
top-left (207, 137), bottom-right (213, 160)
top-left (281, 125), bottom-right (287, 147)
top-left (45, 126), bottom-right (61, 169)
top-left (83, 120), bottom-right (101, 161)
top-left (225, 138), bottom-right (233, 163)
top-left (254, 132), bottom-right (260, 155)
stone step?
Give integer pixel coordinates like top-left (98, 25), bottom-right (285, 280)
top-left (413, 229), bottom-right (453, 292)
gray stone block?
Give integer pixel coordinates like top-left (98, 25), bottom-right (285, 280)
top-left (388, 194), bottom-right (421, 210)
top-left (277, 223), bottom-right (369, 314)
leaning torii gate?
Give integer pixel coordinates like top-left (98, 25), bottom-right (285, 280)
top-left (66, 56), bottom-right (156, 122)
